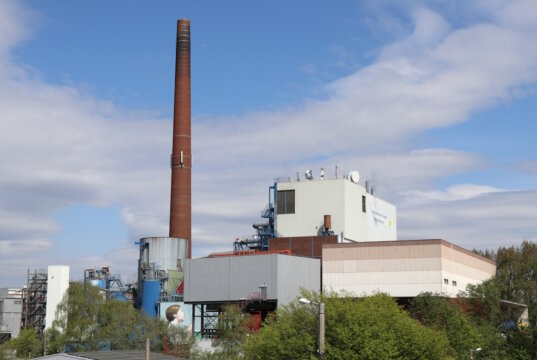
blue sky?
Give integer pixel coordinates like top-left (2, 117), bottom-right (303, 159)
top-left (1, 0), bottom-right (536, 286)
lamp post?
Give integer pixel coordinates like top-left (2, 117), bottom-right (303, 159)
top-left (299, 297), bottom-right (325, 360)
top-left (469, 347), bottom-right (481, 359)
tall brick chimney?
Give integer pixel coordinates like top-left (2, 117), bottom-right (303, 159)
top-left (169, 19), bottom-right (191, 258)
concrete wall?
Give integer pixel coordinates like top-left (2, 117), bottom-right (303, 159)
top-left (184, 254), bottom-right (320, 306)
top-left (45, 265), bottom-right (70, 330)
top-left (322, 240), bottom-right (495, 298)
top-left (275, 179), bottom-right (396, 242)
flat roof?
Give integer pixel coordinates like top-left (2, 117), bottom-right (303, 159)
top-left (323, 239), bottom-right (496, 265)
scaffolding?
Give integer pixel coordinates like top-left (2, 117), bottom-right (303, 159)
top-left (21, 269), bottom-right (47, 335)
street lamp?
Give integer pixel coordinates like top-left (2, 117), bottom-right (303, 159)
top-left (469, 347), bottom-right (481, 359)
top-left (298, 297), bottom-right (325, 360)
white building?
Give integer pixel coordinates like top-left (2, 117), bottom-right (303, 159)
top-left (275, 176), bottom-right (396, 242)
top-left (322, 239), bottom-right (496, 298)
top-left (45, 265), bottom-right (70, 330)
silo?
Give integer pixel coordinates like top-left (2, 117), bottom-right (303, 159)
top-left (140, 237), bottom-right (188, 271)
top-left (141, 279), bottom-right (161, 317)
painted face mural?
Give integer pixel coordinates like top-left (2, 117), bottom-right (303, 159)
top-left (165, 304), bottom-right (192, 334)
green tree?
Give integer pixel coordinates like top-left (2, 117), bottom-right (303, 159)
top-left (213, 304), bottom-right (251, 359)
top-left (48, 282), bottom-right (167, 353)
top-left (463, 240), bottom-right (537, 359)
top-left (190, 304), bottom-right (252, 360)
top-left (409, 293), bottom-right (482, 359)
top-left (4, 328), bottom-right (43, 359)
top-left (244, 292), bottom-right (453, 360)
top-left (52, 281), bottom-right (103, 350)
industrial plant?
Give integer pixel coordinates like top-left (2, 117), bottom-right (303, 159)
top-left (0, 18), bottom-right (496, 347)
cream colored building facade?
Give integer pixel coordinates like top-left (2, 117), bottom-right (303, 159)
top-left (322, 239), bottom-right (495, 297)
top-left (275, 178), bottom-right (397, 242)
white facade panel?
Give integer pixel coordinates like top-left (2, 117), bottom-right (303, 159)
top-left (440, 270), bottom-right (493, 297)
top-left (275, 178), bottom-right (397, 242)
top-left (365, 196), bottom-right (397, 242)
top-left (45, 265), bottom-right (69, 330)
top-left (276, 180), bottom-right (346, 238)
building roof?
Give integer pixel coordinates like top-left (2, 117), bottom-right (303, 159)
top-left (34, 351), bottom-right (185, 360)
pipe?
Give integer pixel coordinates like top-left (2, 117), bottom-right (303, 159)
top-left (323, 215), bottom-right (331, 230)
top-left (169, 19), bottom-right (192, 258)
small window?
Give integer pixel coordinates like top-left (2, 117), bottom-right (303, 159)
top-left (452, 280), bottom-right (457, 286)
top-left (444, 278), bottom-right (449, 285)
top-left (277, 190), bottom-right (295, 214)
top-left (362, 195), bottom-right (366, 213)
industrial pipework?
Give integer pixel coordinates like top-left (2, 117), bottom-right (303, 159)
top-left (169, 19), bottom-right (192, 258)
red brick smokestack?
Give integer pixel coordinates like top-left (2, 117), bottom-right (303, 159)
top-left (170, 19), bottom-right (191, 258)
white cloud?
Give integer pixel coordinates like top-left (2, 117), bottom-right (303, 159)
top-left (1, 0), bottom-right (537, 286)
top-left (516, 159), bottom-right (537, 174)
top-left (399, 190), bottom-right (537, 250)
top-left (401, 184), bottom-right (505, 203)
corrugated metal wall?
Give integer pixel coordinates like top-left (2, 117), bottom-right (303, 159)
top-left (184, 254), bottom-right (320, 306)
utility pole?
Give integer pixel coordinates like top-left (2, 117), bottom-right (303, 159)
top-left (319, 302), bottom-right (325, 360)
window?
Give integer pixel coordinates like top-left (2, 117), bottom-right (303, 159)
top-left (362, 195), bottom-right (366, 213)
top-left (452, 280), bottom-right (457, 286)
top-left (277, 190), bottom-right (295, 214)
top-left (444, 278), bottom-right (449, 284)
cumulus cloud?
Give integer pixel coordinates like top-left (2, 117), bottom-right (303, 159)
top-left (401, 184), bottom-right (505, 203)
top-left (398, 190), bottom-right (537, 250)
top-left (1, 0), bottom-right (537, 286)
top-left (516, 159), bottom-right (537, 174)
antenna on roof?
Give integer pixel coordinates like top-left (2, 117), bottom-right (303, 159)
top-left (305, 169), bottom-right (313, 180)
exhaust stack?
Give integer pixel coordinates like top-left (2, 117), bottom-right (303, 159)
top-left (170, 19), bottom-right (192, 258)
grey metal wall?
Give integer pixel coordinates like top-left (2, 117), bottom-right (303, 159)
top-left (277, 255), bottom-right (320, 305)
top-left (0, 298), bottom-right (22, 338)
top-left (184, 254), bottom-right (320, 306)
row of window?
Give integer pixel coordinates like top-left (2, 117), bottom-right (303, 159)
top-left (444, 278), bottom-right (457, 286)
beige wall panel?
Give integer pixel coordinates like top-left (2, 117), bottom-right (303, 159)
top-left (325, 257), bottom-right (442, 273)
top-left (323, 260), bottom-right (344, 273)
top-left (325, 283), bottom-right (443, 298)
top-left (323, 244), bottom-right (441, 261)
top-left (441, 259), bottom-right (495, 280)
top-left (323, 270), bottom-right (442, 287)
top-left (440, 245), bottom-right (496, 273)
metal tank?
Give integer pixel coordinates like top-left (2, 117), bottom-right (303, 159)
top-left (140, 237), bottom-right (188, 272)
top-left (141, 279), bottom-right (161, 317)
top-left (88, 279), bottom-right (106, 289)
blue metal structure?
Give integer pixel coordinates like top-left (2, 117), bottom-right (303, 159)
top-left (84, 267), bottom-right (128, 301)
top-left (234, 182), bottom-right (278, 252)
top-left (141, 279), bottom-right (161, 317)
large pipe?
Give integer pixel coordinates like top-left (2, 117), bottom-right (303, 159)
top-left (170, 19), bottom-right (192, 258)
